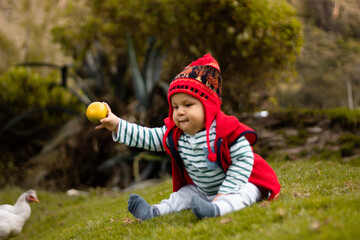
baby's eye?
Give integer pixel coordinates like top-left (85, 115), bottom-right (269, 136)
top-left (173, 106), bottom-right (178, 109)
top-left (185, 103), bottom-right (193, 107)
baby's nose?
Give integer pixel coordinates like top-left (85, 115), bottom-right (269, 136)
top-left (177, 106), bottom-right (185, 114)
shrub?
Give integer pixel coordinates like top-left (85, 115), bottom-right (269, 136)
top-left (338, 133), bottom-right (360, 157)
top-left (340, 142), bottom-right (355, 157)
top-left (338, 134), bottom-right (360, 147)
top-left (0, 66), bottom-right (83, 127)
top-left (0, 66), bottom-right (84, 186)
top-left (327, 108), bottom-right (360, 129)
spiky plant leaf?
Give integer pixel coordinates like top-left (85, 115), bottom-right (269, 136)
top-left (126, 32), bottom-right (148, 108)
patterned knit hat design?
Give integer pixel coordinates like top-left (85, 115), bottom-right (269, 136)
top-left (166, 53), bottom-right (223, 162)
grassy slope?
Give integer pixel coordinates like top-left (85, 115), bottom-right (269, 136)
top-left (1, 158), bottom-right (359, 240)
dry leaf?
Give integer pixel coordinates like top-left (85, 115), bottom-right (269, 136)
top-left (276, 208), bottom-right (286, 217)
top-left (260, 201), bottom-right (270, 208)
top-left (110, 218), bottom-right (120, 223)
top-left (310, 220), bottom-right (321, 230)
top-left (122, 217), bottom-right (137, 225)
top-left (293, 191), bottom-right (311, 198)
top-left (220, 217), bottom-right (232, 224)
top-left (314, 162), bottom-right (320, 172)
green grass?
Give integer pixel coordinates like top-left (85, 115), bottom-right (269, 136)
top-left (1, 158), bottom-right (360, 240)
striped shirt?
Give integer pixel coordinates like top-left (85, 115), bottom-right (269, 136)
top-left (113, 118), bottom-right (254, 196)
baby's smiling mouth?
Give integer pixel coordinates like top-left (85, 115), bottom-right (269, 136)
top-left (178, 119), bottom-right (189, 126)
top-left (178, 119), bottom-right (188, 123)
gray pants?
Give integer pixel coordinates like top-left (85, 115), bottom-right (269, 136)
top-left (154, 182), bottom-right (265, 216)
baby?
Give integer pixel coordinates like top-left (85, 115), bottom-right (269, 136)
top-left (96, 54), bottom-right (280, 220)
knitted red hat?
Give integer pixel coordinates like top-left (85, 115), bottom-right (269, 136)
top-left (164, 53), bottom-right (223, 162)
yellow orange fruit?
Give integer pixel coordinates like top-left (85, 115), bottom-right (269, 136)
top-left (86, 102), bottom-right (107, 123)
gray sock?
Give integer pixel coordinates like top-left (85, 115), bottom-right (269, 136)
top-left (128, 194), bottom-right (158, 221)
top-left (191, 195), bottom-right (219, 219)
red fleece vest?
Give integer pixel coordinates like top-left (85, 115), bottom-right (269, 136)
top-left (164, 111), bottom-right (281, 200)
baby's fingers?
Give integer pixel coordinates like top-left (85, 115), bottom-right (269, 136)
top-left (103, 102), bottom-right (112, 115)
top-left (94, 122), bottom-right (105, 130)
top-left (94, 117), bottom-right (110, 130)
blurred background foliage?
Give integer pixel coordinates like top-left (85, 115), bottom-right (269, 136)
top-left (0, 66), bottom-right (83, 186)
top-left (0, 0), bottom-right (359, 191)
top-left (50, 0), bottom-right (302, 112)
top-left (277, 0), bottom-right (360, 109)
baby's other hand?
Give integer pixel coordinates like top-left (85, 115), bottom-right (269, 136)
top-left (212, 193), bottom-right (228, 202)
top-left (95, 102), bottom-right (119, 132)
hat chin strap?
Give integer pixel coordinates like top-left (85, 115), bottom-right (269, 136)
top-left (206, 126), bottom-right (217, 162)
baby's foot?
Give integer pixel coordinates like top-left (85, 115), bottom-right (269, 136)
top-left (191, 195), bottom-right (219, 219)
top-left (127, 194), bottom-right (158, 221)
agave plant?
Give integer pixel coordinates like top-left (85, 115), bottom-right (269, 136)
top-left (100, 32), bottom-right (171, 185)
top-left (127, 32), bottom-right (168, 109)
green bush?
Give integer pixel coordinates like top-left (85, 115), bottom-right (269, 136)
top-left (0, 66), bottom-right (84, 186)
top-left (0, 66), bottom-right (83, 126)
top-left (338, 133), bottom-right (360, 157)
top-left (340, 142), bottom-right (355, 157)
top-left (338, 134), bottom-right (360, 147)
top-left (327, 108), bottom-right (360, 129)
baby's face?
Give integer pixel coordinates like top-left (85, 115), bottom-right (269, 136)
top-left (171, 93), bottom-right (205, 135)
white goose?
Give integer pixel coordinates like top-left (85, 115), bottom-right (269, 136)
top-left (0, 190), bottom-right (40, 240)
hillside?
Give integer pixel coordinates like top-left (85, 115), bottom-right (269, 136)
top-left (1, 157), bottom-right (359, 240)
top-left (280, 0), bottom-right (360, 109)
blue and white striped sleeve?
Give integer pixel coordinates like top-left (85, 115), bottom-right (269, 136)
top-left (112, 118), bottom-right (167, 152)
top-left (218, 136), bottom-right (254, 194)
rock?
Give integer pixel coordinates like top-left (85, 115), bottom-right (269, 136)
top-left (307, 126), bottom-right (323, 134)
top-left (66, 189), bottom-right (89, 197)
top-left (285, 128), bottom-right (298, 136)
top-left (306, 136), bottom-right (319, 144)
